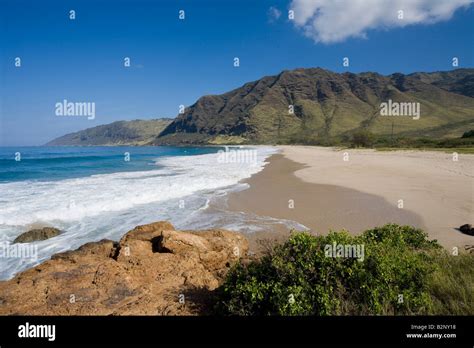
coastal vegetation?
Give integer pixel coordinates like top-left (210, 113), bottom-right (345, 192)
top-left (279, 129), bottom-right (474, 153)
top-left (214, 224), bottom-right (474, 315)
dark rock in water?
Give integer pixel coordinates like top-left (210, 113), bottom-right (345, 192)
top-left (13, 227), bottom-right (61, 243)
top-left (459, 224), bottom-right (474, 236)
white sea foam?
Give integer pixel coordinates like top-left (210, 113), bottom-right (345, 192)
top-left (0, 147), bottom-right (275, 226)
top-left (0, 146), bottom-right (309, 280)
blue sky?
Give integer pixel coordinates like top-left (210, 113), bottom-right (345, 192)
top-left (1, 0), bottom-right (473, 146)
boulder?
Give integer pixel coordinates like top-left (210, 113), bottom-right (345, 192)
top-left (159, 230), bottom-right (211, 254)
top-left (459, 224), bottom-right (474, 236)
top-left (13, 227), bottom-right (61, 243)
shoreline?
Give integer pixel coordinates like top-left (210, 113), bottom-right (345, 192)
top-left (228, 146), bottom-right (474, 250)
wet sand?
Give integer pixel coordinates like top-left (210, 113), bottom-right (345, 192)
top-left (229, 146), bottom-right (474, 251)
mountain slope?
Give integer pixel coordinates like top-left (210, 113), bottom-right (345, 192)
top-left (46, 119), bottom-right (173, 146)
top-left (409, 68), bottom-right (474, 98)
top-left (152, 68), bottom-right (474, 145)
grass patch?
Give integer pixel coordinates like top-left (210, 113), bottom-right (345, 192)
top-left (375, 147), bottom-right (474, 154)
top-left (428, 252), bottom-right (474, 315)
top-left (208, 135), bottom-right (247, 145)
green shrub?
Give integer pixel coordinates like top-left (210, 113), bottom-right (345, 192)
top-left (350, 130), bottom-right (374, 148)
top-left (214, 224), bottom-right (442, 315)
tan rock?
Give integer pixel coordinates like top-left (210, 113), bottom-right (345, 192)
top-left (159, 229), bottom-right (211, 254)
top-left (0, 221), bottom-right (248, 315)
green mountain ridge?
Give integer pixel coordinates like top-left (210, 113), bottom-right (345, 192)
top-left (46, 119), bottom-right (173, 146)
top-left (153, 68), bottom-right (474, 145)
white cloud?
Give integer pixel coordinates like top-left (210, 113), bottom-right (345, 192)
top-left (290, 0), bottom-right (473, 43)
top-left (268, 6), bottom-right (282, 22)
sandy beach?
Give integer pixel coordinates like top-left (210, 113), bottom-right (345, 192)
top-left (230, 146), bottom-right (474, 250)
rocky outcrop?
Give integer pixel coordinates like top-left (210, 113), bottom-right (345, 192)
top-left (459, 224), bottom-right (474, 236)
top-left (0, 222), bottom-right (248, 315)
top-left (13, 227), bottom-right (61, 243)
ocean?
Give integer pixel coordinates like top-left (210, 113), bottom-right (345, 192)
top-left (0, 146), bottom-right (305, 280)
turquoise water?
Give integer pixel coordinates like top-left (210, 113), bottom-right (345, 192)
top-left (0, 146), bottom-right (220, 183)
